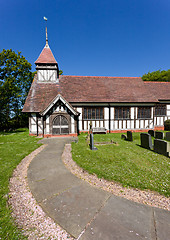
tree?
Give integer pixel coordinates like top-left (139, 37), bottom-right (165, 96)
top-left (142, 69), bottom-right (170, 82)
top-left (0, 49), bottom-right (33, 130)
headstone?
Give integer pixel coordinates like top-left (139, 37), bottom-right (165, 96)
top-left (165, 132), bottom-right (170, 141)
top-left (155, 131), bottom-right (164, 139)
top-left (148, 130), bottom-right (155, 137)
top-left (140, 133), bottom-right (153, 149)
top-left (121, 134), bottom-right (127, 140)
top-left (90, 133), bottom-right (98, 151)
top-left (154, 139), bottom-right (170, 157)
top-left (127, 131), bottom-right (133, 141)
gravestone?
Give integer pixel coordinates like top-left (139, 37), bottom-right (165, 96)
top-left (148, 130), bottom-right (155, 137)
top-left (121, 134), bottom-right (127, 140)
top-left (155, 131), bottom-right (164, 139)
top-left (165, 132), bottom-right (170, 141)
top-left (89, 133), bottom-right (98, 151)
top-left (154, 139), bottom-right (170, 157)
top-left (127, 131), bottom-right (133, 141)
top-left (140, 133), bottom-right (153, 149)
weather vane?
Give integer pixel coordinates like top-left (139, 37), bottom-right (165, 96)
top-left (43, 16), bottom-right (48, 47)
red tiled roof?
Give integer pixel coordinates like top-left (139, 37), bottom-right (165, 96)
top-left (35, 46), bottom-right (57, 64)
top-left (23, 75), bottom-right (159, 113)
top-left (60, 76), bottom-right (158, 103)
top-left (144, 82), bottom-right (170, 100)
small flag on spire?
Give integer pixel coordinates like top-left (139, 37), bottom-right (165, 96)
top-left (44, 16), bottom-right (47, 21)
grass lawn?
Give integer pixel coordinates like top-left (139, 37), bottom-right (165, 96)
top-left (72, 132), bottom-right (170, 197)
top-left (0, 128), bottom-right (42, 240)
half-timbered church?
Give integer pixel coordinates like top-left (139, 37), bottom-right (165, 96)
top-left (23, 29), bottom-right (170, 137)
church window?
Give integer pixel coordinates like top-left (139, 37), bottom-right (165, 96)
top-left (83, 107), bottom-right (104, 120)
top-left (138, 107), bottom-right (151, 119)
top-left (114, 107), bottom-right (130, 119)
top-left (155, 104), bottom-right (166, 116)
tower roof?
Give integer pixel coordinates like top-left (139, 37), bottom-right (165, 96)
top-left (35, 46), bottom-right (58, 64)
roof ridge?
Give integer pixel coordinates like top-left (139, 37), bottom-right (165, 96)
top-left (61, 75), bottom-right (140, 79)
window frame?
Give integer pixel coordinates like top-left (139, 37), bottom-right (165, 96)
top-left (83, 107), bottom-right (104, 120)
top-left (155, 104), bottom-right (166, 116)
top-left (137, 107), bottom-right (151, 119)
top-left (114, 107), bottom-right (131, 120)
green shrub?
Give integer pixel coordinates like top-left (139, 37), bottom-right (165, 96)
top-left (164, 119), bottom-right (170, 130)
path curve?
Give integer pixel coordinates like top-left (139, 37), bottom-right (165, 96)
top-left (27, 138), bottom-right (170, 240)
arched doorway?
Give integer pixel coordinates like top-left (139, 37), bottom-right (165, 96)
top-left (52, 115), bottom-right (69, 135)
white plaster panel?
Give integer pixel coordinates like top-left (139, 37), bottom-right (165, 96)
top-left (31, 125), bottom-right (37, 132)
top-left (71, 115), bottom-right (75, 133)
top-left (145, 120), bottom-right (148, 128)
top-left (79, 120), bottom-right (82, 131)
top-left (77, 108), bottom-right (82, 120)
top-left (38, 127), bottom-right (42, 133)
top-left (100, 121), bottom-right (103, 127)
top-left (96, 121), bottom-right (99, 127)
top-left (136, 120), bottom-right (139, 129)
top-left (167, 105), bottom-right (170, 110)
top-left (111, 120), bottom-right (114, 130)
top-left (105, 120), bottom-right (109, 130)
top-left (131, 108), bottom-right (134, 119)
top-left (46, 115), bottom-right (49, 124)
top-left (46, 124), bottom-right (49, 134)
top-left (31, 117), bottom-right (36, 124)
top-left (167, 109), bottom-right (170, 116)
top-left (123, 121), bottom-right (126, 129)
top-left (104, 107), bottom-right (109, 119)
top-left (111, 107), bottom-right (114, 120)
top-left (151, 107), bottom-right (154, 118)
top-left (140, 120), bottom-right (144, 129)
top-left (127, 121), bottom-right (130, 129)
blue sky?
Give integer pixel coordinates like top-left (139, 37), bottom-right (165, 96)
top-left (0, 0), bottom-right (170, 77)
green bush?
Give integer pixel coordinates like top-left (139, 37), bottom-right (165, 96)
top-left (164, 119), bottom-right (170, 130)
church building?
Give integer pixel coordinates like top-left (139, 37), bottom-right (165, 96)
top-left (23, 29), bottom-right (170, 137)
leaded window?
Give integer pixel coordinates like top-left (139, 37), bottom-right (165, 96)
top-left (155, 104), bottom-right (166, 116)
top-left (138, 107), bottom-right (151, 119)
top-left (114, 107), bottom-right (130, 119)
top-left (83, 107), bottom-right (104, 120)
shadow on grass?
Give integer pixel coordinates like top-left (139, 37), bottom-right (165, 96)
top-left (136, 144), bottom-right (154, 151)
top-left (0, 128), bottom-right (27, 135)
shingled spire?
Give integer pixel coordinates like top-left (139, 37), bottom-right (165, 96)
top-left (35, 17), bottom-right (59, 82)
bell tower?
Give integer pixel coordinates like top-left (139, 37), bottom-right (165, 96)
top-left (35, 20), bottom-right (59, 82)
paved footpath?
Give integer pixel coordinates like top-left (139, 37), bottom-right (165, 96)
top-left (28, 138), bottom-right (170, 240)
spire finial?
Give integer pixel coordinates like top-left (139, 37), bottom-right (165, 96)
top-left (44, 16), bottom-right (48, 47)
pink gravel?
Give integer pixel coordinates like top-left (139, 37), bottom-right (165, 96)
top-left (8, 145), bottom-right (74, 240)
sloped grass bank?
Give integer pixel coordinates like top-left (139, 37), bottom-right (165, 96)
top-left (72, 133), bottom-right (170, 197)
top-left (0, 129), bottom-right (42, 240)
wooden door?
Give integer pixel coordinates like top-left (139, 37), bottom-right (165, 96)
top-left (52, 115), bottom-right (69, 135)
